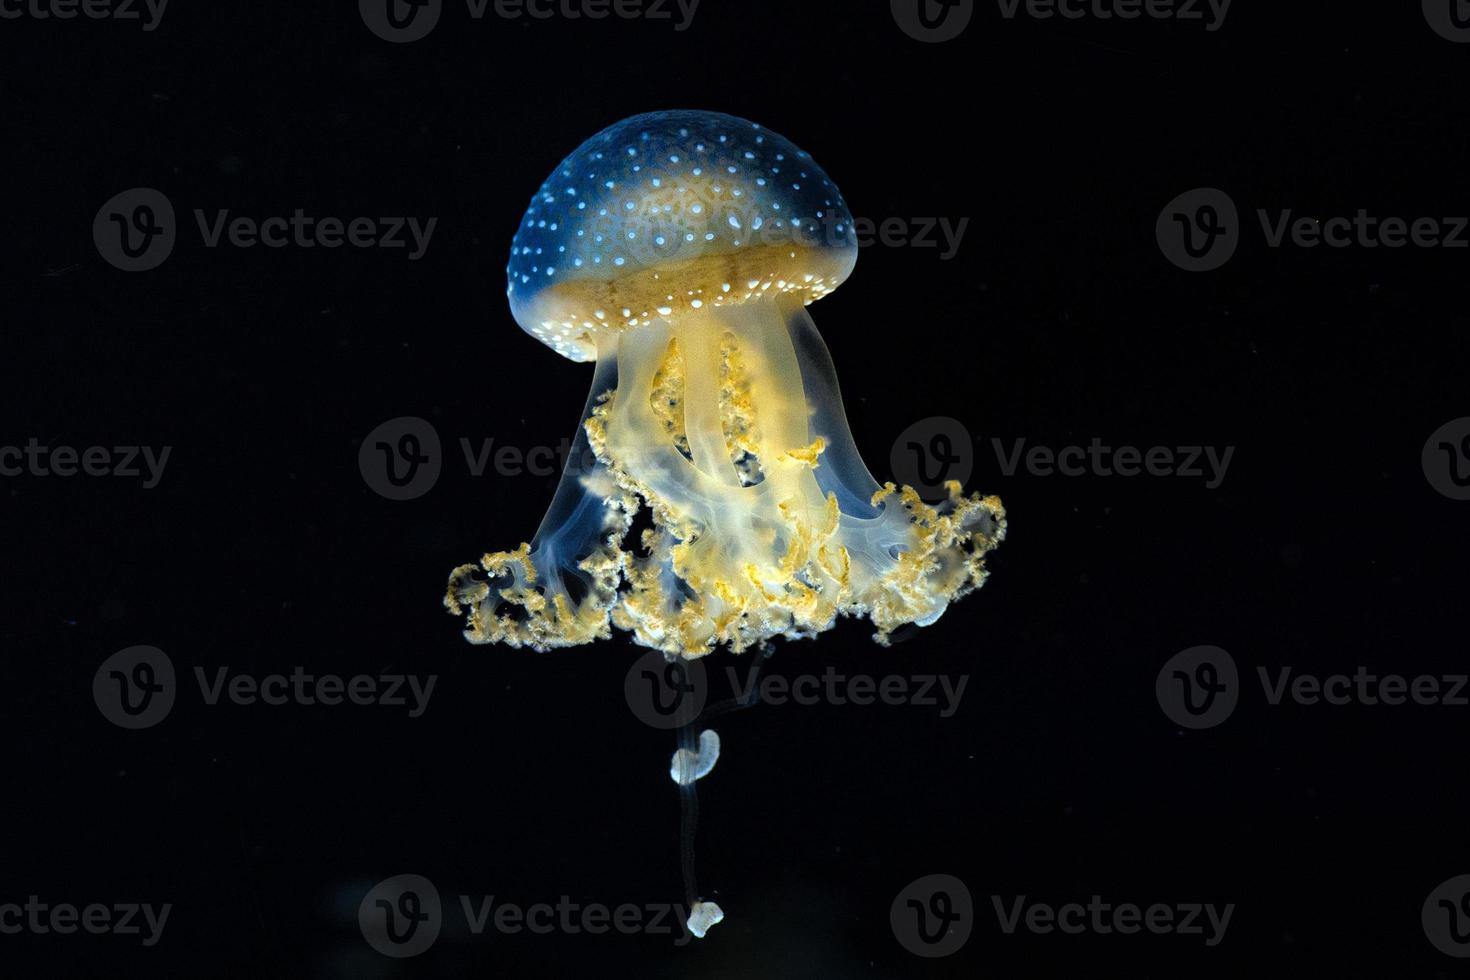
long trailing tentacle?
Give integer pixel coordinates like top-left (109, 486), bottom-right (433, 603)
top-left (669, 648), bottom-right (770, 939)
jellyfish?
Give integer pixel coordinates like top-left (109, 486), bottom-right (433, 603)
top-left (445, 109), bottom-right (1006, 658)
top-left (444, 109), bottom-right (1007, 938)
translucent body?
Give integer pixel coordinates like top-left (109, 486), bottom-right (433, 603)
top-left (445, 293), bottom-right (1005, 656)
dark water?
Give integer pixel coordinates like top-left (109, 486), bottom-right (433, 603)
top-left (4, 2), bottom-right (1469, 977)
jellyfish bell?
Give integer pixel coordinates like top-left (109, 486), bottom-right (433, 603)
top-left (445, 109), bottom-right (1006, 659)
top-left (504, 112), bottom-right (858, 365)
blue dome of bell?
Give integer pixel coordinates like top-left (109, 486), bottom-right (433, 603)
top-left (505, 110), bottom-right (859, 361)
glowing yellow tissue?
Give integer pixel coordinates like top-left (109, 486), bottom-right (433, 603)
top-left (445, 110), bottom-right (1006, 658)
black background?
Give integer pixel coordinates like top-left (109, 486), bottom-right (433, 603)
top-left (5, 1), bottom-right (1470, 976)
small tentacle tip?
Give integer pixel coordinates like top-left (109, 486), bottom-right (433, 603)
top-left (670, 729), bottom-right (721, 785)
top-left (687, 901), bottom-right (724, 939)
